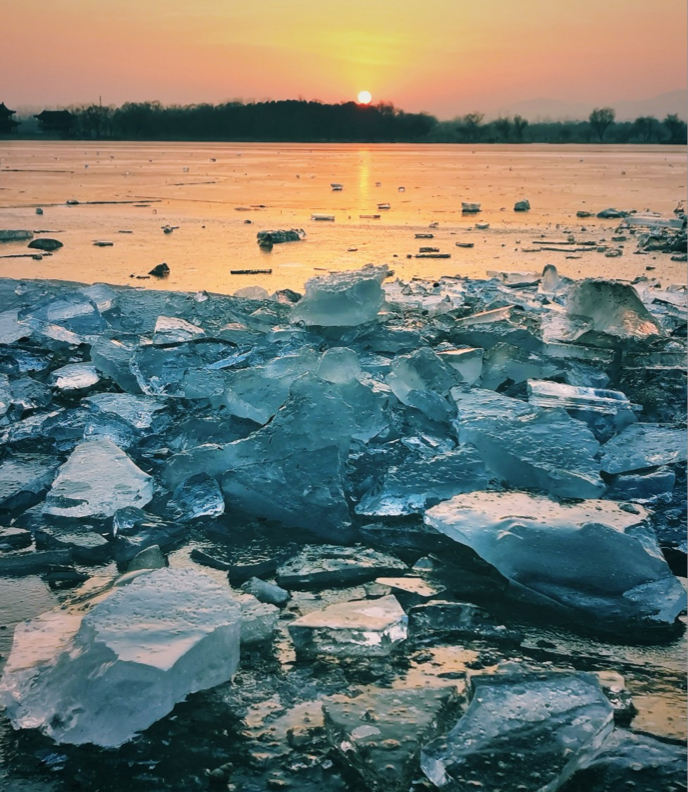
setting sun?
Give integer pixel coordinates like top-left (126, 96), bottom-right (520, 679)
top-left (357, 90), bottom-right (372, 104)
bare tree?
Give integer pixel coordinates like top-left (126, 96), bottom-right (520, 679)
top-left (460, 112), bottom-right (485, 142)
top-left (494, 117), bottom-right (511, 142)
top-left (589, 107), bottom-right (615, 143)
top-left (512, 114), bottom-right (528, 142)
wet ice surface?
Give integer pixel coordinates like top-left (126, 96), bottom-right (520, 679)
top-left (0, 142), bottom-right (686, 295)
top-left (0, 260), bottom-right (685, 791)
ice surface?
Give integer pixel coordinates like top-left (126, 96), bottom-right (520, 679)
top-left (481, 342), bottom-right (562, 390)
top-left (291, 265), bottom-right (389, 326)
top-left (316, 346), bottom-right (362, 383)
top-left (323, 687), bottom-right (460, 792)
top-left (421, 670), bottom-right (614, 791)
top-left (44, 439), bottom-right (153, 519)
top-left (276, 545), bottom-right (407, 588)
top-left (425, 492), bottom-right (686, 633)
top-left (600, 423), bottom-right (688, 474)
top-left (49, 363), bottom-right (100, 391)
top-left (436, 347), bottom-right (484, 385)
top-left (90, 335), bottom-right (142, 394)
top-left (18, 293), bottom-right (104, 344)
top-left (408, 601), bottom-right (521, 644)
top-left (288, 595), bottom-right (407, 657)
top-left (0, 309), bottom-right (30, 344)
top-left (83, 393), bottom-right (167, 431)
top-left (566, 279), bottom-right (663, 342)
top-left (0, 568), bottom-right (241, 747)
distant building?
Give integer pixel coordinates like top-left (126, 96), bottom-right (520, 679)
top-left (34, 110), bottom-right (76, 137)
top-left (0, 103), bottom-right (20, 134)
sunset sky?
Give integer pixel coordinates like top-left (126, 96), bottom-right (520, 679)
top-left (3, 0), bottom-right (686, 118)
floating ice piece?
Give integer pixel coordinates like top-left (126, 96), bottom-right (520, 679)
top-left (0, 568), bottom-right (241, 747)
top-left (600, 423), bottom-right (688, 474)
top-left (256, 228), bottom-right (305, 247)
top-left (324, 687), bottom-right (460, 792)
top-left (233, 285), bottom-right (270, 300)
top-left (291, 265), bottom-right (389, 326)
top-left (566, 279), bottom-right (663, 341)
top-left (288, 595), bottom-right (407, 657)
top-left (44, 439), bottom-right (153, 519)
top-left (514, 199), bottom-right (530, 211)
top-left (153, 316), bottom-right (206, 344)
top-left (424, 492), bottom-right (686, 633)
top-left (0, 229), bottom-right (33, 242)
top-left (421, 670), bottom-right (614, 791)
top-left (0, 456), bottom-right (60, 518)
top-left (276, 545), bottom-right (407, 589)
top-left (461, 202), bottom-right (481, 213)
top-left (49, 363), bottom-right (100, 391)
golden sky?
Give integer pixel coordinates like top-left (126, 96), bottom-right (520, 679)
top-left (3, 0), bottom-right (686, 117)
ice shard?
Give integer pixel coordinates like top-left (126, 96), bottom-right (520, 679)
top-left (0, 568), bottom-right (241, 747)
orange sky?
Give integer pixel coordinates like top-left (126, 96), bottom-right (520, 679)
top-left (2, 0), bottom-right (686, 118)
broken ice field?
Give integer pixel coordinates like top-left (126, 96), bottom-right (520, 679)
top-left (0, 265), bottom-right (685, 791)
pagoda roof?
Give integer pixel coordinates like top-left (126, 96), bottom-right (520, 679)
top-left (0, 103), bottom-right (16, 116)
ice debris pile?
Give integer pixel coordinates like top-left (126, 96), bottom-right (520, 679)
top-left (0, 265), bottom-right (685, 783)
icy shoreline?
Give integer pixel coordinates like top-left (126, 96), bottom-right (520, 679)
top-left (0, 265), bottom-right (685, 789)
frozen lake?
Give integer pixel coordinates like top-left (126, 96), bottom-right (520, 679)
top-left (0, 141), bottom-right (685, 294)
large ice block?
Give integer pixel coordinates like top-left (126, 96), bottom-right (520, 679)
top-left (386, 347), bottom-right (458, 422)
top-left (44, 439), bottom-right (153, 519)
top-left (276, 545), bottom-right (407, 588)
top-left (600, 423), bottom-right (688, 474)
top-left (424, 491), bottom-right (686, 634)
top-left (288, 595), bottom-right (407, 657)
top-left (421, 670), bottom-right (614, 791)
top-left (0, 568), bottom-right (241, 747)
top-left (291, 265), bottom-right (389, 326)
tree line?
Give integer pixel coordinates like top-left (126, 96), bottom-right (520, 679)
top-left (15, 100), bottom-right (688, 144)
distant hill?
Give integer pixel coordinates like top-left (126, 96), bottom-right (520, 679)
top-left (487, 90), bottom-right (687, 122)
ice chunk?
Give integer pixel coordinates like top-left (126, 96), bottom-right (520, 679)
top-left (131, 340), bottom-right (234, 398)
top-left (606, 466), bottom-right (676, 501)
top-left (35, 527), bottom-right (111, 563)
top-left (458, 403), bottom-right (605, 499)
top-left (0, 309), bottom-right (31, 344)
top-left (235, 592), bottom-right (279, 644)
top-left (323, 687), bottom-right (460, 792)
top-left (0, 568), bottom-right (241, 747)
top-left (49, 363), bottom-right (100, 391)
top-left (166, 473), bottom-right (225, 522)
top-left (436, 347), bottom-right (484, 386)
top-left (240, 577), bottom-right (290, 606)
top-left (18, 293), bottom-right (104, 344)
top-left (83, 393), bottom-right (167, 431)
top-left (356, 446), bottom-right (489, 517)
top-left (316, 347), bottom-right (362, 383)
top-left (566, 279), bottom-right (663, 341)
top-left (112, 507), bottom-right (187, 563)
top-left (291, 265), bottom-right (389, 326)
top-left (425, 492), bottom-right (686, 634)
top-left (0, 456), bottom-right (60, 518)
top-left (90, 335), bottom-right (142, 394)
top-left (481, 342), bottom-right (562, 390)
top-left (570, 729), bottom-right (688, 792)
top-left (421, 670), bottom-right (614, 791)
top-left (408, 601), bottom-right (522, 644)
top-left (288, 595), bottom-right (407, 657)
top-left (600, 423), bottom-right (688, 474)
top-left (276, 545), bottom-right (407, 589)
top-left (153, 315), bottom-right (206, 344)
top-left (44, 439), bottom-right (153, 519)
top-left (527, 379), bottom-right (636, 441)
top-left (387, 348), bottom-right (458, 422)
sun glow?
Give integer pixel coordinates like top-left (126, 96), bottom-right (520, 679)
top-left (357, 90), bottom-right (372, 104)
